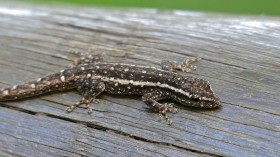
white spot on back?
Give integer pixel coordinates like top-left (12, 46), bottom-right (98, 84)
top-left (159, 73), bottom-right (162, 76)
top-left (110, 67), bottom-right (114, 70)
top-left (44, 81), bottom-right (51, 85)
top-left (96, 66), bottom-right (100, 69)
top-left (60, 76), bottom-right (65, 82)
top-left (12, 85), bottom-right (17, 89)
top-left (87, 74), bottom-right (91, 78)
top-left (30, 84), bottom-right (36, 88)
top-left (142, 70), bottom-right (146, 73)
top-left (60, 69), bottom-right (65, 73)
top-left (124, 68), bottom-right (129, 72)
top-left (3, 90), bottom-right (9, 96)
top-left (80, 67), bottom-right (85, 70)
top-left (37, 78), bottom-right (42, 82)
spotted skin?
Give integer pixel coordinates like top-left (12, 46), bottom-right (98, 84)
top-left (0, 53), bottom-right (220, 125)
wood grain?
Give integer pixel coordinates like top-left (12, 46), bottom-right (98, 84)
top-left (0, 2), bottom-right (280, 157)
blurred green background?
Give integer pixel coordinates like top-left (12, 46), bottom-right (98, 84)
top-left (12, 0), bottom-right (280, 16)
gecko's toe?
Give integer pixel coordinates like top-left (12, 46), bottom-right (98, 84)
top-left (66, 105), bottom-right (76, 112)
top-left (166, 116), bottom-right (173, 125)
top-left (66, 101), bottom-right (81, 112)
top-left (93, 99), bottom-right (100, 104)
top-left (66, 98), bottom-right (98, 114)
top-left (158, 113), bottom-right (173, 125)
top-left (162, 103), bottom-right (178, 114)
top-left (87, 104), bottom-right (93, 113)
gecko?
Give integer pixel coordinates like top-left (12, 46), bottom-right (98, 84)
top-left (0, 53), bottom-right (220, 124)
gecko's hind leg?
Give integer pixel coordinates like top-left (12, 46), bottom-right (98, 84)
top-left (142, 91), bottom-right (178, 125)
top-left (161, 57), bottom-right (200, 72)
top-left (69, 47), bottom-right (105, 66)
top-left (66, 79), bottom-right (105, 113)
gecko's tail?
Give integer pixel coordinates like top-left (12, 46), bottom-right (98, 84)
top-left (0, 72), bottom-right (75, 101)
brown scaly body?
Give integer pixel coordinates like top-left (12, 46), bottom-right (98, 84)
top-left (0, 53), bottom-right (220, 124)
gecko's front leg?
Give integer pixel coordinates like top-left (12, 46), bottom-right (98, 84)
top-left (70, 50), bottom-right (105, 67)
top-left (142, 91), bottom-right (178, 125)
top-left (76, 53), bottom-right (105, 65)
top-left (161, 57), bottom-right (200, 72)
top-left (66, 78), bottom-right (105, 113)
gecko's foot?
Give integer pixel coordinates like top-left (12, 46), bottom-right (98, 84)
top-left (69, 48), bottom-right (83, 55)
top-left (158, 103), bottom-right (178, 125)
top-left (159, 114), bottom-right (173, 125)
top-left (72, 53), bottom-right (106, 67)
top-left (66, 98), bottom-right (97, 114)
top-left (161, 57), bottom-right (201, 73)
top-left (93, 99), bottom-right (100, 104)
top-left (180, 57), bottom-right (201, 72)
top-left (173, 57), bottom-right (201, 72)
top-left (162, 103), bottom-right (178, 114)
top-left (68, 46), bottom-right (105, 66)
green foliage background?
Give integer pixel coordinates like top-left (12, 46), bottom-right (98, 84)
top-left (13, 0), bottom-right (280, 16)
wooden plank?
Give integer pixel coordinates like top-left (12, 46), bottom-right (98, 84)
top-left (0, 2), bottom-right (280, 157)
top-left (1, 107), bottom-right (201, 157)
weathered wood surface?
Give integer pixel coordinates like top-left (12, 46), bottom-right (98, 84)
top-left (0, 2), bottom-right (280, 157)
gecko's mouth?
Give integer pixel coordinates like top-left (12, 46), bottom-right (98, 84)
top-left (196, 94), bottom-right (221, 108)
top-left (196, 100), bottom-right (221, 108)
top-left (178, 97), bottom-right (221, 108)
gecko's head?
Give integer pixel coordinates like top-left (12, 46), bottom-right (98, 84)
top-left (174, 78), bottom-right (221, 108)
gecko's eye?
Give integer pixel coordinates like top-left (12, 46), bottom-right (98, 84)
top-left (192, 97), bottom-right (200, 101)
